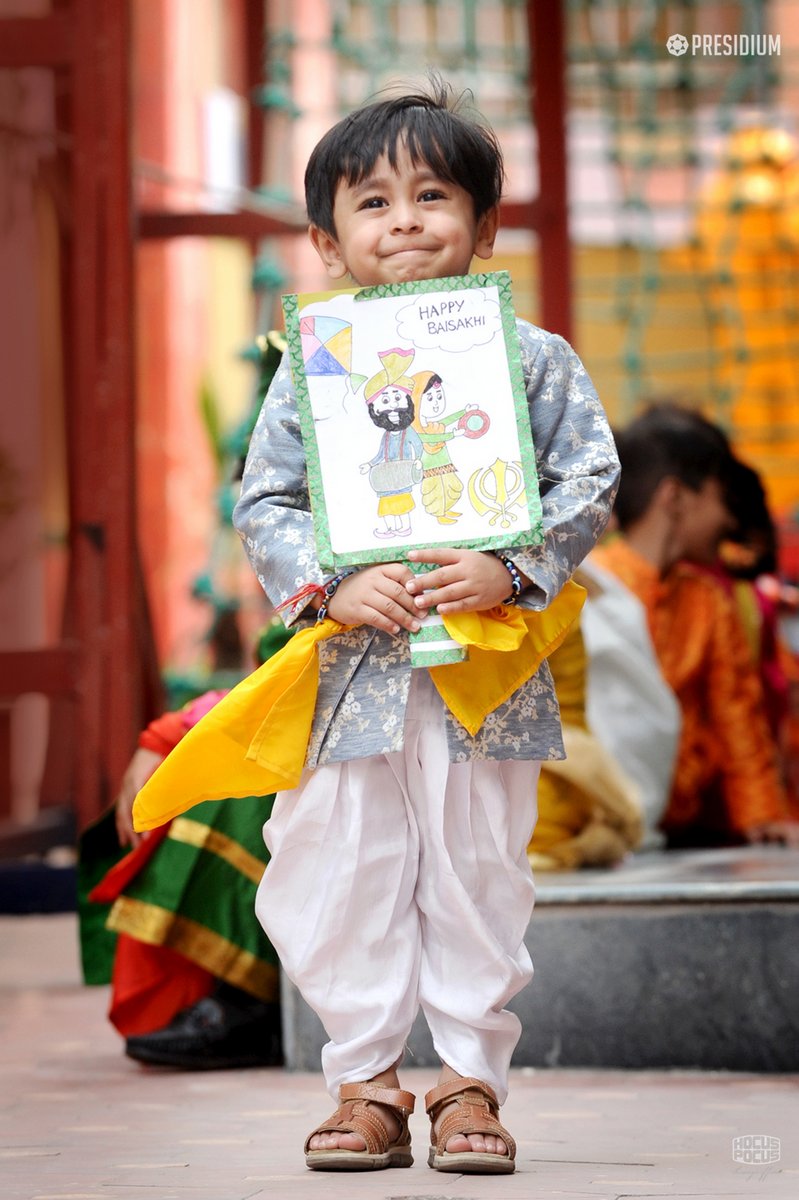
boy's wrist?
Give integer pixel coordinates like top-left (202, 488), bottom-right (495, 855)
top-left (317, 569), bottom-right (357, 622)
top-left (494, 554), bottom-right (526, 604)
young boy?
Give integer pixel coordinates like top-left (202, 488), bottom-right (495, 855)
top-left (233, 80), bottom-right (619, 1174)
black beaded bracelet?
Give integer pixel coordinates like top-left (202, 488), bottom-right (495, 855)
top-left (497, 554), bottom-right (523, 605)
top-left (316, 569), bottom-right (355, 622)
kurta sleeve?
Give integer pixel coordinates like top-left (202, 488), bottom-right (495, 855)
top-left (507, 323), bottom-right (620, 611)
top-left (232, 353), bottom-right (326, 626)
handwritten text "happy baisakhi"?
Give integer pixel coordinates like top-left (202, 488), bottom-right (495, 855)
top-left (417, 298), bottom-right (485, 334)
top-left (395, 289), bottom-right (501, 352)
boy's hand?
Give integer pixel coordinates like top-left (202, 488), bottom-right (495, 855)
top-left (325, 563), bottom-right (422, 635)
top-left (406, 548), bottom-right (528, 614)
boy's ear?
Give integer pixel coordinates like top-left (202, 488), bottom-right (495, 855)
top-left (473, 205), bottom-right (500, 261)
top-left (309, 224), bottom-right (348, 280)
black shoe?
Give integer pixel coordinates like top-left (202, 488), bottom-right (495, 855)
top-left (125, 988), bottom-right (283, 1070)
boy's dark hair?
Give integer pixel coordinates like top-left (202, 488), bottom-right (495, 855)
top-left (612, 403), bottom-right (735, 530)
top-left (305, 75), bottom-right (504, 236)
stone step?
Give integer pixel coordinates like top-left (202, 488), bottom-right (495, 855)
top-left (281, 846), bottom-right (799, 1073)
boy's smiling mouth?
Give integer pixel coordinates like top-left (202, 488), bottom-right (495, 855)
top-left (384, 245), bottom-right (433, 257)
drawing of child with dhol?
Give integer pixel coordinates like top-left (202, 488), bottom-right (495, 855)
top-left (361, 348), bottom-right (424, 539)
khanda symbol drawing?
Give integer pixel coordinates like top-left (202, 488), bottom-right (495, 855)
top-left (468, 459), bottom-right (527, 528)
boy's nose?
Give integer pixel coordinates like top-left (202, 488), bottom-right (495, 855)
top-left (391, 202), bottom-right (423, 233)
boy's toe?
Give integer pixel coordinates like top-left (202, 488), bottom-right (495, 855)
top-left (481, 1133), bottom-right (508, 1155)
top-left (448, 1132), bottom-right (507, 1155)
top-left (309, 1130), bottom-right (368, 1151)
top-left (336, 1131), bottom-right (367, 1151)
top-left (445, 1133), bottom-right (473, 1154)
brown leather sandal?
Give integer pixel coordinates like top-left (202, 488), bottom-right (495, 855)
top-left (425, 1076), bottom-right (516, 1174)
top-left (304, 1081), bottom-right (415, 1171)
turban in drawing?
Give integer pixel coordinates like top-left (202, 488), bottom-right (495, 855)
top-left (364, 347), bottom-right (415, 403)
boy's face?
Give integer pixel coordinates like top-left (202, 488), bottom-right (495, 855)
top-left (309, 143), bottom-right (498, 286)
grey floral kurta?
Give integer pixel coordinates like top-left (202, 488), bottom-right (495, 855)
top-left (233, 319), bottom-right (620, 768)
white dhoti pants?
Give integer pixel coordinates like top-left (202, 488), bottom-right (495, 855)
top-left (256, 670), bottom-right (539, 1103)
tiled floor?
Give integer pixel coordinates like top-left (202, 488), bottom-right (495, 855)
top-left (2, 914), bottom-right (798, 1200)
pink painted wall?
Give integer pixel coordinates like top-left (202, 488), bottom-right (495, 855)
top-left (134, 0), bottom-right (258, 674)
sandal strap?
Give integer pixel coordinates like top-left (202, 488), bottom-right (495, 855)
top-left (339, 1082), bottom-right (415, 1115)
top-left (425, 1076), bottom-right (498, 1117)
top-left (304, 1083), bottom-right (415, 1155)
top-left (424, 1077), bottom-right (516, 1161)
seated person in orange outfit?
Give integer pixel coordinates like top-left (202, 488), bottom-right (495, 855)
top-left (592, 403), bottom-right (799, 848)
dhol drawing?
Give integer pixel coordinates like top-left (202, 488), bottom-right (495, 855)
top-left (282, 271), bottom-right (543, 571)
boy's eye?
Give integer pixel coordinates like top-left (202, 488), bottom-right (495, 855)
top-left (359, 196), bottom-right (386, 210)
top-left (419, 189), bottom-right (445, 202)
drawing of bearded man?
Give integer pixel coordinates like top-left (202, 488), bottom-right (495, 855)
top-left (360, 348), bottom-right (423, 539)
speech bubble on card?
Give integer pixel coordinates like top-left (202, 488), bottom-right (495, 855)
top-left (395, 289), bottom-right (502, 353)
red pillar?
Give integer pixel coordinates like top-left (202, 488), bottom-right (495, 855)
top-left (68, 0), bottom-right (144, 825)
top-left (528, 0), bottom-right (573, 343)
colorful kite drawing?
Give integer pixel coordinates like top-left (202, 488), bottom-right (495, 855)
top-left (299, 315), bottom-right (367, 421)
top-left (300, 315), bottom-right (353, 376)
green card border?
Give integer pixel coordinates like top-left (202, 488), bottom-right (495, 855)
top-left (282, 271), bottom-right (543, 572)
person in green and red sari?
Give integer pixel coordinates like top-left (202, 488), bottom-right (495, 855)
top-left (78, 623), bottom-right (290, 1069)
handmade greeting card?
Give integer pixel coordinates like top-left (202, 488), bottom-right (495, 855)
top-left (282, 271), bottom-right (543, 665)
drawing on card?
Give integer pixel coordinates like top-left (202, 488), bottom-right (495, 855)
top-left (468, 459), bottom-right (528, 529)
top-left (299, 315), bottom-right (366, 420)
top-left (360, 348), bottom-right (424, 539)
top-left (410, 372), bottom-right (490, 526)
top-left (282, 271), bottom-right (543, 570)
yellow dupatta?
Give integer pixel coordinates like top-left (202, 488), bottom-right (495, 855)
top-left (132, 580), bottom-right (585, 832)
